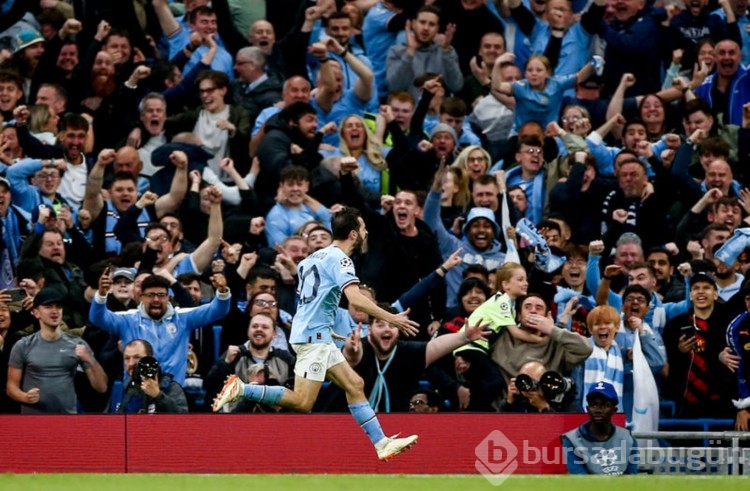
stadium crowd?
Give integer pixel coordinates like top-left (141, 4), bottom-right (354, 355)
top-left (1, 0), bottom-right (750, 432)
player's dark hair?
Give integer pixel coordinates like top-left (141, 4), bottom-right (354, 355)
top-left (331, 207), bottom-right (362, 241)
top-left (141, 275), bottom-right (171, 292)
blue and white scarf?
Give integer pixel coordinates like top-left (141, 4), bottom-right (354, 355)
top-left (583, 339), bottom-right (624, 411)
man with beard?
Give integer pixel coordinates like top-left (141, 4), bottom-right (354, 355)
top-left (505, 136), bottom-right (547, 224)
top-left (663, 272), bottom-right (735, 418)
top-left (213, 208), bottom-right (422, 462)
top-left (492, 293), bottom-right (593, 385)
top-left (254, 102), bottom-right (328, 214)
top-left (647, 247), bottom-right (685, 303)
top-left (711, 243), bottom-right (744, 301)
top-left (7, 287), bottom-right (108, 414)
top-left (331, 303), bottom-right (489, 413)
top-left (90, 271), bottom-right (231, 387)
top-left (678, 193), bottom-right (743, 246)
top-left (390, 122), bottom-right (458, 193)
top-left (386, 6), bottom-right (463, 100)
top-left (82, 148), bottom-right (188, 256)
top-left (424, 166), bottom-right (506, 310)
top-left (205, 313), bottom-right (295, 412)
top-left (695, 39), bottom-right (749, 125)
top-left (10, 29), bottom-right (44, 98)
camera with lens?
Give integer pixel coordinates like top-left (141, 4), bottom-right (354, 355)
top-left (514, 370), bottom-right (576, 407)
top-left (132, 356), bottom-right (160, 386)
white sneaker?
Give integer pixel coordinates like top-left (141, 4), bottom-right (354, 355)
top-left (376, 434), bottom-right (418, 462)
top-left (212, 374), bottom-right (244, 412)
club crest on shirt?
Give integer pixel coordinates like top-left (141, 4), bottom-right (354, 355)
top-left (166, 323), bottom-right (177, 335)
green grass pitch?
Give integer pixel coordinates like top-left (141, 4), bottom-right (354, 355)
top-left (0, 474), bottom-right (745, 491)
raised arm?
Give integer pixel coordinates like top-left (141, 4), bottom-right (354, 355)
top-left (76, 344), bottom-right (108, 393)
top-left (155, 150), bottom-right (189, 218)
top-left (492, 53), bottom-right (516, 96)
top-left (326, 37), bottom-right (373, 103)
top-left (312, 42), bottom-right (338, 112)
top-left (191, 186), bottom-right (223, 272)
top-left (151, 0), bottom-right (180, 37)
top-left (424, 318), bottom-right (489, 367)
top-left (83, 149), bottom-right (116, 221)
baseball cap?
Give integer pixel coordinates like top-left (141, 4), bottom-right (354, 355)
top-left (690, 271), bottom-right (717, 289)
top-left (33, 287), bottom-right (66, 308)
top-left (462, 207), bottom-right (500, 238)
top-left (586, 381), bottom-right (618, 404)
top-left (0, 177), bottom-right (10, 191)
top-left (430, 123), bottom-right (457, 143)
top-left (14, 29), bottom-right (44, 54)
top-left (112, 268), bottom-right (136, 282)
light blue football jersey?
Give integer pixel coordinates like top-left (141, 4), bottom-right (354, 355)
top-left (290, 245), bottom-right (359, 344)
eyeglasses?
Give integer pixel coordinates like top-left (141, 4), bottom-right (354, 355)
top-left (254, 299), bottom-right (278, 307)
top-left (409, 400), bottom-right (428, 408)
top-left (146, 236), bottom-right (169, 243)
top-left (561, 115), bottom-right (581, 123)
top-left (37, 173), bottom-right (60, 180)
top-left (522, 148), bottom-right (542, 154)
top-left (623, 296), bottom-right (647, 304)
top-left (198, 86), bottom-right (219, 95)
top-left (142, 292), bottom-right (168, 299)
top-left (468, 156), bottom-right (486, 163)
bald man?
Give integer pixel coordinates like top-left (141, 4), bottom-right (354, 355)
top-left (110, 147), bottom-right (150, 196)
top-left (500, 361), bottom-right (554, 413)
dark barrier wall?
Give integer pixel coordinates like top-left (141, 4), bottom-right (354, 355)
top-left (0, 414), bottom-right (624, 474)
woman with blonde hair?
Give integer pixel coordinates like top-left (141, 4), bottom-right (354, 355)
top-left (28, 104), bottom-right (59, 145)
top-left (336, 114), bottom-right (387, 194)
top-left (452, 145), bottom-right (491, 182)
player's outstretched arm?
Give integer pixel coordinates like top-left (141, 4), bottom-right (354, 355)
top-left (424, 317), bottom-right (489, 367)
top-left (343, 284), bottom-right (420, 336)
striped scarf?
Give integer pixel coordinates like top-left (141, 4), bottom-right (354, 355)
top-left (583, 339), bottom-right (624, 411)
top-left (600, 190), bottom-right (638, 237)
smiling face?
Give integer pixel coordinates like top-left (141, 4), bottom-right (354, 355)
top-left (326, 17), bottom-right (353, 46)
top-left (112, 276), bottom-right (134, 303)
top-left (110, 177), bottom-right (138, 212)
top-left (709, 204), bottom-right (741, 230)
top-left (369, 317), bottom-right (400, 355)
top-left (249, 20), bottom-right (275, 55)
top-left (516, 144), bottom-right (544, 177)
top-left (0, 302), bottom-right (9, 331)
top-left (479, 33), bottom-right (505, 67)
top-left (247, 314), bottom-right (275, 349)
top-left (56, 43), bottom-right (79, 73)
top-left (461, 286), bottom-right (488, 315)
top-left (465, 149), bottom-right (489, 180)
top-left (0, 185), bottom-right (10, 218)
top-left (140, 98), bottom-right (167, 136)
top-left (198, 78), bottom-right (227, 113)
top-left (562, 257), bottom-right (586, 289)
top-left (501, 267), bottom-right (528, 298)
top-left (294, 113), bottom-right (318, 140)
top-left (561, 107), bottom-right (585, 134)
top-left (640, 95), bottom-right (665, 127)
top-left (392, 191), bottom-right (420, 232)
top-left (614, 243), bottom-right (643, 271)
top-left (60, 127), bottom-right (86, 162)
top-left (280, 178), bottom-right (309, 207)
top-left (691, 281), bottom-right (718, 310)
top-left (307, 228), bottom-right (332, 252)
top-left (705, 160), bottom-right (733, 194)
top-left (341, 116), bottom-right (366, 151)
top-left (33, 168), bottom-right (61, 196)
top-left (472, 182), bottom-right (499, 210)
top-left (0, 81), bottom-right (23, 113)
top-left (191, 12), bottom-right (218, 38)
top-left (697, 41), bottom-right (716, 72)
top-left (104, 34), bottom-right (131, 66)
top-left (715, 40), bottom-right (741, 79)
top-left (590, 321), bottom-right (617, 349)
top-left (466, 217), bottom-right (496, 251)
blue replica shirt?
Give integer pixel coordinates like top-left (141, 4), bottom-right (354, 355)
top-left (362, 2), bottom-right (398, 99)
top-left (265, 203), bottom-right (333, 247)
top-left (512, 74), bottom-right (576, 131)
top-left (291, 245), bottom-right (359, 345)
top-left (252, 106), bottom-right (281, 136)
top-left (167, 28), bottom-right (234, 79)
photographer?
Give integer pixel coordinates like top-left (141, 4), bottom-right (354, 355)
top-left (205, 313), bottom-right (295, 412)
top-left (117, 339), bottom-right (188, 414)
top-left (500, 361), bottom-right (577, 413)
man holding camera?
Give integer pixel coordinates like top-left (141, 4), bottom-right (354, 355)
top-left (500, 360), bottom-right (577, 413)
top-left (205, 313), bottom-right (295, 412)
top-left (662, 272), bottom-right (734, 418)
top-left (118, 339), bottom-right (188, 413)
